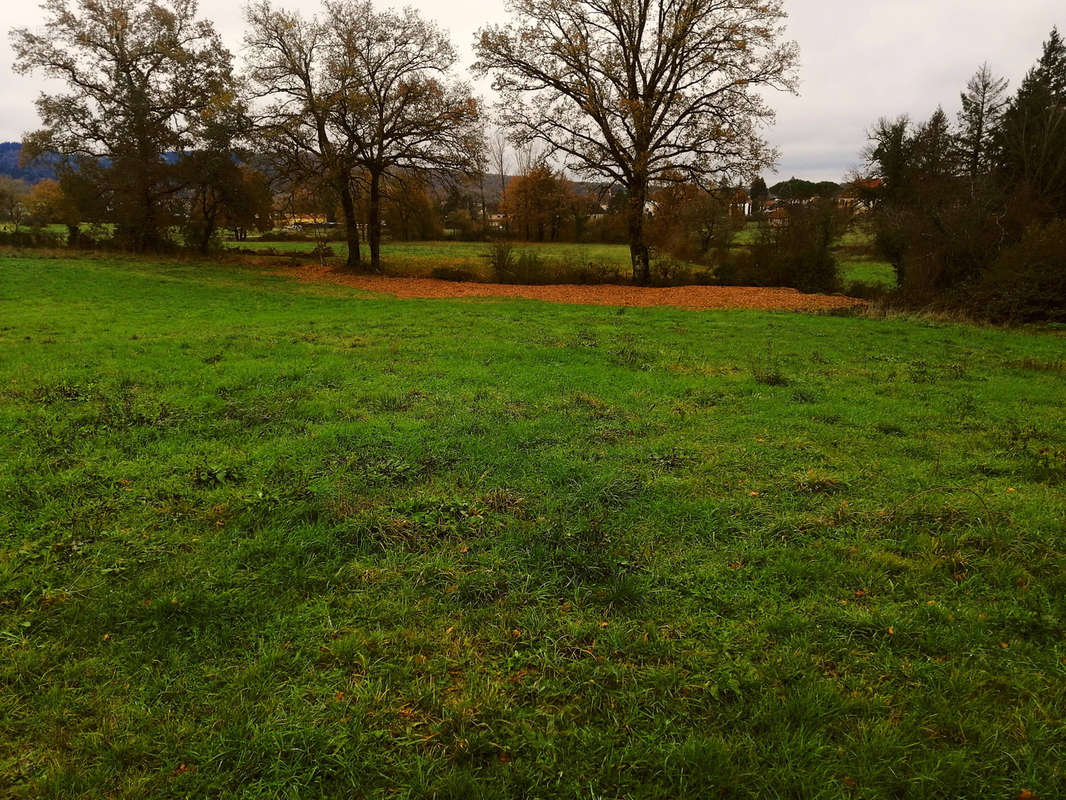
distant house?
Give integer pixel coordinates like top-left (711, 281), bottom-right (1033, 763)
top-left (837, 178), bottom-right (883, 213)
top-left (767, 207), bottom-right (789, 227)
top-left (731, 188), bottom-right (752, 217)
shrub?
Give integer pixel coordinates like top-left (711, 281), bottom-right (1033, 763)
top-left (716, 201), bottom-right (846, 293)
top-left (311, 242), bottom-right (335, 260)
top-left (0, 229), bottom-right (68, 248)
top-left (844, 280), bottom-right (893, 301)
top-left (976, 220), bottom-right (1066, 323)
top-left (484, 242), bottom-right (626, 285)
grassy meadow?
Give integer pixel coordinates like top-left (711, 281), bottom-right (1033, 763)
top-left (1, 253), bottom-right (1064, 798)
top-left (226, 225), bottom-right (898, 290)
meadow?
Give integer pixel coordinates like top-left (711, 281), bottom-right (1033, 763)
top-left (1, 253), bottom-right (1063, 798)
top-left (227, 226), bottom-right (898, 290)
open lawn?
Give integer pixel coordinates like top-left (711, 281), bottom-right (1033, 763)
top-left (1, 253), bottom-right (1063, 798)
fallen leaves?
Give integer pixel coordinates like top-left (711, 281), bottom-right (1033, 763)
top-left (285, 266), bottom-right (869, 312)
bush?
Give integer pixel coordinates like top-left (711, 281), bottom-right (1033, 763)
top-left (716, 201), bottom-right (845, 293)
top-left (844, 280), bottom-right (893, 301)
top-left (311, 242), bottom-right (335, 260)
top-left (483, 242), bottom-right (624, 285)
top-left (976, 220), bottom-right (1066, 323)
top-left (0, 229), bottom-right (68, 248)
top-left (647, 258), bottom-right (715, 287)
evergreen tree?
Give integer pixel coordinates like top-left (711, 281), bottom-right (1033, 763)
top-left (866, 116), bottom-right (914, 201)
top-left (957, 63), bottom-right (1009, 179)
top-left (995, 28), bottom-right (1066, 213)
top-left (749, 177), bottom-right (769, 214)
top-left (913, 107), bottom-right (957, 180)
top-left (1033, 27), bottom-right (1066, 98)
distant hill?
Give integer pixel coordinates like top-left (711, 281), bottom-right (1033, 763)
top-left (0, 142), bottom-right (58, 184)
top-left (769, 177), bottom-right (841, 200)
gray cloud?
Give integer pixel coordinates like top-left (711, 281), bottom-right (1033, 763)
top-left (2, 0), bottom-right (1061, 182)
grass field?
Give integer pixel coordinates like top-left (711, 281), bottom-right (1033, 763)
top-left (2, 253), bottom-right (1064, 798)
top-left (228, 232), bottom-right (898, 289)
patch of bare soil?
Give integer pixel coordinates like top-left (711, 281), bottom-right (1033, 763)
top-left (284, 264), bottom-right (868, 313)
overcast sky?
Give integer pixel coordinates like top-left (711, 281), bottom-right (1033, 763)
top-left (1, 0), bottom-right (1061, 182)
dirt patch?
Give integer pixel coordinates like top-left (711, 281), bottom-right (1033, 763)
top-left (284, 263), bottom-right (868, 313)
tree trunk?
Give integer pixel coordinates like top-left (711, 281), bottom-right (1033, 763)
top-left (368, 170), bottom-right (382, 272)
top-left (339, 179), bottom-right (362, 270)
top-left (199, 217), bottom-right (217, 255)
top-left (628, 184), bottom-right (651, 285)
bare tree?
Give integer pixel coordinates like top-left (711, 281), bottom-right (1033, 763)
top-left (11, 0), bottom-right (236, 251)
top-left (475, 0), bottom-right (798, 284)
top-left (486, 131), bottom-right (511, 199)
top-left (326, 0), bottom-right (483, 270)
top-left (244, 1), bottom-right (364, 268)
top-left (957, 63), bottom-right (1009, 182)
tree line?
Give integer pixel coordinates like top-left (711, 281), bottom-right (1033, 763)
top-left (863, 29), bottom-right (1066, 320)
top-left (5, 0), bottom-right (797, 284)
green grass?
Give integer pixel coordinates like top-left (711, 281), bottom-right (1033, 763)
top-left (2, 253), bottom-right (1064, 798)
top-left (839, 258), bottom-right (897, 288)
top-left (228, 238), bottom-right (632, 261)
top-left (232, 231), bottom-right (898, 291)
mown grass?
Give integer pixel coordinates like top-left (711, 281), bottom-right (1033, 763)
top-left (1, 253), bottom-right (1063, 799)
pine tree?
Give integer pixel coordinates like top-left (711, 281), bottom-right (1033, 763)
top-left (913, 107), bottom-right (956, 179)
top-left (995, 28), bottom-right (1066, 212)
top-left (1033, 27), bottom-right (1066, 99)
top-left (749, 177), bottom-right (768, 214)
top-left (957, 63), bottom-right (1009, 179)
